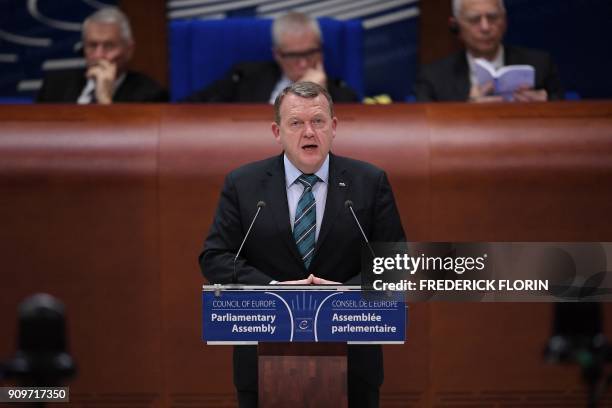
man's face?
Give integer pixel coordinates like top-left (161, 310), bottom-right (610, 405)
top-left (456, 0), bottom-right (506, 59)
top-left (273, 29), bottom-right (322, 82)
top-left (83, 21), bottom-right (133, 72)
top-left (272, 93), bottom-right (336, 174)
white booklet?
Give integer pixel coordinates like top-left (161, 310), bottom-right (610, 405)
top-left (474, 58), bottom-right (535, 97)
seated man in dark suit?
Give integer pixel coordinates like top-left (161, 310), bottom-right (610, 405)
top-left (184, 12), bottom-right (359, 103)
top-left (199, 81), bottom-right (405, 407)
top-left (37, 7), bottom-right (167, 104)
top-left (414, 0), bottom-right (563, 102)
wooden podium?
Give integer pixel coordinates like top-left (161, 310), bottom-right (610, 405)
top-left (202, 285), bottom-right (405, 407)
top-left (258, 342), bottom-right (348, 407)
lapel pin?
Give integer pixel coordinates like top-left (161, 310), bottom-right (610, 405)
top-left (339, 182), bottom-right (346, 187)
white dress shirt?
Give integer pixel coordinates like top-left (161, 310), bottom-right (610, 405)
top-left (284, 154), bottom-right (329, 241)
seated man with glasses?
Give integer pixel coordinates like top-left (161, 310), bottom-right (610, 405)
top-left (37, 7), bottom-right (168, 104)
top-left (414, 0), bottom-right (563, 102)
top-left (184, 12), bottom-right (359, 103)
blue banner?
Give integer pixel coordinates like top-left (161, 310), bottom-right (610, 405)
top-left (202, 287), bottom-right (406, 344)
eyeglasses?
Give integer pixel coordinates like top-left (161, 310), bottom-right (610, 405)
top-left (277, 47), bottom-right (321, 61)
top-left (460, 12), bottom-right (504, 26)
top-left (84, 41), bottom-right (121, 53)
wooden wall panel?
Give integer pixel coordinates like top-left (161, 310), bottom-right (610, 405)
top-left (419, 0), bottom-right (462, 64)
top-left (120, 0), bottom-right (168, 88)
top-left (1, 102), bottom-right (611, 407)
top-left (425, 102), bottom-right (612, 241)
top-left (0, 105), bottom-right (165, 406)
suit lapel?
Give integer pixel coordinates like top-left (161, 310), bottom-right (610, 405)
top-left (263, 155), bottom-right (305, 270)
top-left (113, 72), bottom-right (130, 102)
top-left (315, 154), bottom-right (349, 254)
top-left (68, 71), bottom-right (87, 102)
top-left (454, 52), bottom-right (471, 100)
top-left (253, 63), bottom-right (282, 102)
top-left (503, 46), bottom-right (516, 65)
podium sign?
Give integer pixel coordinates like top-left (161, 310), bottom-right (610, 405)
top-left (202, 285), bottom-right (406, 344)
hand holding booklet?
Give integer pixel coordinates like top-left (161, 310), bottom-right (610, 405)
top-left (474, 58), bottom-right (535, 99)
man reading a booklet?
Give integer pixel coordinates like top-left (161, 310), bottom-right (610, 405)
top-left (414, 0), bottom-right (564, 102)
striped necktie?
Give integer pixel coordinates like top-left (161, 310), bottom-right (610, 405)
top-left (294, 174), bottom-right (319, 269)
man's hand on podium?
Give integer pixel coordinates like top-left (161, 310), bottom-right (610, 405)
top-left (311, 275), bottom-right (341, 285)
top-left (276, 275), bottom-right (314, 285)
top-left (275, 274), bottom-right (341, 285)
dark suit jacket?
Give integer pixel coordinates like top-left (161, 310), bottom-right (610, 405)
top-left (199, 153), bottom-right (405, 392)
top-left (414, 46), bottom-right (564, 102)
top-left (184, 61), bottom-right (359, 103)
top-left (37, 69), bottom-right (168, 103)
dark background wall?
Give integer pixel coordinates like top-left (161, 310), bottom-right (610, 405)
top-left (503, 0), bottom-right (612, 98)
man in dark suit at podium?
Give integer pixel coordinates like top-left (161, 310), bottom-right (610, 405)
top-left (199, 81), bottom-right (405, 408)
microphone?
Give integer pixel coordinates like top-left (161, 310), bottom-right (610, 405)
top-left (345, 200), bottom-right (376, 258)
top-left (233, 201), bottom-right (266, 284)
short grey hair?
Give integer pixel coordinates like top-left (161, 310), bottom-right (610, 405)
top-left (273, 81), bottom-right (334, 124)
top-left (83, 7), bottom-right (133, 43)
top-left (452, 0), bottom-right (506, 17)
top-left (272, 12), bottom-right (321, 49)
